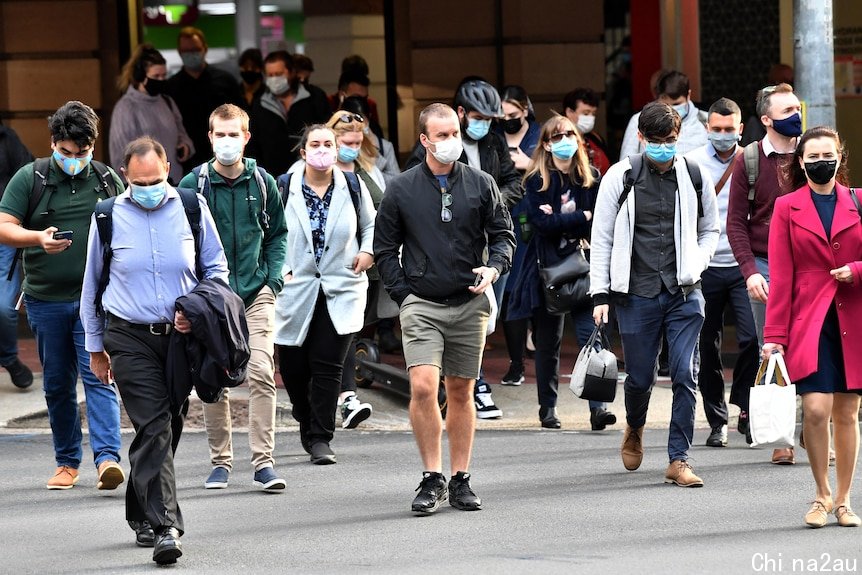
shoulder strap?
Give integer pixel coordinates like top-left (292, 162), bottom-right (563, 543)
top-left (744, 141), bottom-right (760, 205)
top-left (682, 156), bottom-right (704, 218)
top-left (90, 160), bottom-right (121, 197)
top-left (618, 153), bottom-right (643, 212)
top-left (851, 188), bottom-right (862, 219)
top-left (93, 197), bottom-right (118, 316)
top-left (253, 166), bottom-right (271, 230)
top-left (176, 187), bottom-right (203, 280)
top-left (714, 148), bottom-right (742, 194)
top-left (193, 163), bottom-right (209, 199)
top-left (276, 172), bottom-right (291, 208)
top-left (342, 170), bottom-right (363, 246)
top-left (7, 157), bottom-right (53, 281)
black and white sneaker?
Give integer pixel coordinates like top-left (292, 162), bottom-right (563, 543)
top-left (474, 380), bottom-right (502, 419)
top-left (448, 471), bottom-right (482, 511)
top-left (500, 364), bottom-right (525, 386)
top-left (411, 471), bottom-right (448, 514)
top-left (341, 393), bottom-right (372, 429)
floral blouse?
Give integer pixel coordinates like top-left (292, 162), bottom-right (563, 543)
top-left (301, 177), bottom-right (335, 265)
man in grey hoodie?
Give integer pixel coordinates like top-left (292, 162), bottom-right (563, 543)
top-left (590, 102), bottom-right (719, 488)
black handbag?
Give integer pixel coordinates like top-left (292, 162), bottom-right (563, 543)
top-left (570, 323), bottom-right (618, 402)
top-left (538, 246), bottom-right (591, 315)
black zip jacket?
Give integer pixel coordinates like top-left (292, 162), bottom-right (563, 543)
top-left (374, 161), bottom-right (515, 306)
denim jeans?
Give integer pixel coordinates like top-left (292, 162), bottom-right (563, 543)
top-left (25, 295), bottom-right (122, 469)
top-left (615, 289), bottom-right (704, 462)
top-left (0, 244), bottom-right (22, 366)
top-left (749, 256), bottom-right (770, 348)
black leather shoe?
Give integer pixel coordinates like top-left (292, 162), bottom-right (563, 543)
top-left (152, 527), bottom-right (182, 565)
top-left (4, 358), bottom-right (33, 389)
top-left (411, 471), bottom-right (447, 514)
top-left (539, 406), bottom-right (561, 429)
top-left (448, 471), bottom-right (482, 511)
top-left (590, 408), bottom-right (617, 431)
top-left (705, 424), bottom-right (728, 447)
top-left (128, 520), bottom-right (154, 548)
top-left (310, 441), bottom-right (336, 465)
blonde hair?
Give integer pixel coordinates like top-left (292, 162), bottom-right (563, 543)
top-left (524, 114), bottom-right (595, 192)
top-left (326, 110), bottom-right (377, 172)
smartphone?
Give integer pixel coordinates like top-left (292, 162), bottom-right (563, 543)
top-left (508, 147), bottom-right (518, 152)
top-left (473, 273), bottom-right (483, 287)
top-left (53, 230), bottom-right (73, 241)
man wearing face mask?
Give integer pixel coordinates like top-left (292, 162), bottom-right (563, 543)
top-left (178, 104), bottom-right (288, 493)
top-left (619, 70), bottom-right (708, 160)
top-left (375, 103), bottom-right (514, 514)
top-left (248, 50), bottom-right (332, 177)
top-left (685, 98), bottom-right (759, 450)
top-left (0, 101), bottom-right (126, 491)
top-left (166, 27), bottom-right (243, 171)
top-left (562, 87), bottom-right (612, 175)
top-left (237, 48), bottom-right (265, 112)
top-left (590, 102), bottom-right (719, 487)
top-left (726, 82), bottom-right (802, 464)
top-left (80, 136), bottom-right (230, 564)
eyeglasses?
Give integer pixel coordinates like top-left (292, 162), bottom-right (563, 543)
top-left (548, 130), bottom-right (576, 143)
top-left (336, 113), bottom-right (365, 125)
top-left (646, 137), bottom-right (678, 146)
top-left (441, 190), bottom-right (453, 222)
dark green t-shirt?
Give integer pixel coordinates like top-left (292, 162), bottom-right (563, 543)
top-left (0, 159), bottom-right (123, 301)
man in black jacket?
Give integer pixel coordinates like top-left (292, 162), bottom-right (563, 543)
top-left (375, 103), bottom-right (514, 515)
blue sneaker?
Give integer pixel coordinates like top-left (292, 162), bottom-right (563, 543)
top-left (253, 466), bottom-right (286, 492)
top-left (204, 466), bottom-right (229, 489)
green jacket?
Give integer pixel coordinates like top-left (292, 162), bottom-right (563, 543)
top-left (179, 158), bottom-right (287, 305)
top-left (0, 159), bottom-right (123, 301)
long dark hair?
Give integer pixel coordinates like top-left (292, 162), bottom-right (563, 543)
top-left (787, 126), bottom-right (849, 190)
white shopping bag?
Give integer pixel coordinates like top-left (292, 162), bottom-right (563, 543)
top-left (749, 352), bottom-right (796, 448)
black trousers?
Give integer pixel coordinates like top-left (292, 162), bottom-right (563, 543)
top-left (279, 292), bottom-right (353, 444)
top-left (104, 321), bottom-right (184, 535)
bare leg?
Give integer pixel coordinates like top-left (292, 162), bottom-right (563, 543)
top-left (408, 365), bottom-right (443, 472)
top-left (445, 376), bottom-right (476, 475)
top-left (802, 392), bottom-right (834, 507)
top-left (832, 393), bottom-right (862, 507)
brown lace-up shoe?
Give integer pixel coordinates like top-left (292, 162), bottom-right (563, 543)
top-left (805, 500), bottom-right (832, 528)
top-left (834, 505), bottom-right (861, 527)
top-left (47, 466), bottom-right (79, 490)
top-left (771, 447), bottom-right (795, 465)
top-left (664, 460), bottom-right (704, 487)
top-left (621, 425), bottom-right (644, 470)
top-left (97, 460), bottom-right (125, 490)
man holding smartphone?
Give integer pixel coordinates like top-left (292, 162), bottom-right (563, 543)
top-left (0, 101), bottom-right (126, 492)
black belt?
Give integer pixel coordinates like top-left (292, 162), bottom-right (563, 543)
top-left (108, 314), bottom-right (174, 336)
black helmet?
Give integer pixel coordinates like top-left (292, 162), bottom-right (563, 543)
top-left (455, 80), bottom-right (503, 118)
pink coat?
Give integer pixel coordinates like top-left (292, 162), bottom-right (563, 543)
top-left (764, 183), bottom-right (862, 390)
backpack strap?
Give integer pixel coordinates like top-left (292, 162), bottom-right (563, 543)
top-left (93, 197), bottom-right (118, 317)
top-left (253, 166), bottom-right (270, 230)
top-left (193, 163), bottom-right (209, 199)
top-left (851, 188), bottom-right (862, 219)
top-left (618, 153), bottom-right (643, 212)
top-left (682, 156), bottom-right (704, 218)
top-left (176, 187), bottom-right (203, 280)
top-left (276, 172), bottom-right (292, 208)
top-left (6, 158), bottom-right (54, 281)
top-left (743, 141), bottom-right (760, 210)
top-left (90, 160), bottom-right (122, 197)
top-left (342, 170), bottom-right (363, 246)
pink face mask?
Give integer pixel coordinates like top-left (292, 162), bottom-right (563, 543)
top-left (305, 146), bottom-right (337, 171)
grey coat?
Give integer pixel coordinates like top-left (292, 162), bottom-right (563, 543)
top-left (274, 167), bottom-right (376, 346)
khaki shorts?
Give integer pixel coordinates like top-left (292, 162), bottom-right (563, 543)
top-left (399, 293), bottom-right (491, 379)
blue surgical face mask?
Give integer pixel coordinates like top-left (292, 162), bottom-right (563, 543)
top-left (465, 118), bottom-right (491, 140)
top-left (708, 132), bottom-right (739, 153)
top-left (52, 149), bottom-right (92, 177)
top-left (672, 102), bottom-right (689, 120)
top-left (130, 182), bottom-right (167, 210)
top-left (338, 145), bottom-right (360, 163)
top-left (550, 137), bottom-right (578, 160)
top-left (644, 141), bottom-right (677, 163)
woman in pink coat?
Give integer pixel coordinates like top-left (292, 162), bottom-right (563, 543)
top-left (763, 126), bottom-right (862, 529)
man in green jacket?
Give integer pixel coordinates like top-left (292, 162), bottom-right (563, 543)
top-left (179, 104), bottom-right (288, 492)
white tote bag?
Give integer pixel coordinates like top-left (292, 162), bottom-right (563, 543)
top-left (749, 352), bottom-right (796, 448)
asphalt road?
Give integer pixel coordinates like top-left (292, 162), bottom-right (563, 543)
top-left (1, 429), bottom-right (860, 574)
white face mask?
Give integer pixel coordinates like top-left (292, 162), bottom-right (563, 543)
top-left (429, 137), bottom-right (463, 164)
top-left (213, 136), bottom-right (244, 166)
top-left (265, 75), bottom-right (289, 96)
top-left (576, 115), bottom-right (595, 134)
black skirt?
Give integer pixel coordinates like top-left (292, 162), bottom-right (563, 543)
top-left (794, 304), bottom-right (862, 395)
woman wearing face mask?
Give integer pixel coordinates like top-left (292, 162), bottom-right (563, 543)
top-left (110, 44), bottom-right (193, 185)
top-left (507, 115), bottom-right (617, 430)
top-left (763, 126), bottom-right (862, 529)
top-left (274, 125), bottom-right (376, 465)
top-left (237, 48), bottom-right (265, 111)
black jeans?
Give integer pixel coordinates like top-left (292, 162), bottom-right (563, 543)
top-left (104, 321), bottom-right (184, 535)
top-left (699, 266), bottom-right (759, 427)
top-left (279, 292), bottom-right (353, 444)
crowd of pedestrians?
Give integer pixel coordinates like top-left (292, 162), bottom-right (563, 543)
top-left (1, 25), bottom-right (860, 566)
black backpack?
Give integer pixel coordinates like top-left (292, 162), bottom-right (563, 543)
top-left (276, 170), bottom-right (364, 245)
top-left (92, 187), bottom-right (202, 316)
top-left (6, 157), bottom-right (120, 280)
top-left (617, 153), bottom-right (704, 217)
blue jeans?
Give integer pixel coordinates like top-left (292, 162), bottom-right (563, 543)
top-left (0, 245), bottom-right (22, 366)
top-left (750, 256), bottom-right (769, 348)
top-left (25, 295), bottom-right (122, 469)
top-left (615, 289), bottom-right (704, 462)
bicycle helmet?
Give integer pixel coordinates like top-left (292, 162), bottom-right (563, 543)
top-left (455, 80), bottom-right (503, 118)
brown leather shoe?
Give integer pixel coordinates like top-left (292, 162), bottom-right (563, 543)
top-left (664, 460), bottom-right (704, 487)
top-left (771, 448), bottom-right (795, 465)
top-left (47, 466), bottom-right (79, 490)
top-left (835, 505), bottom-right (861, 527)
top-left (621, 425), bottom-right (644, 471)
top-left (805, 500), bottom-right (832, 528)
top-left (97, 460), bottom-right (125, 490)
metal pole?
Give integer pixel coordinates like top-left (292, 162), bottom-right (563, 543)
top-left (235, 0), bottom-right (260, 53)
top-left (794, 0), bottom-right (835, 128)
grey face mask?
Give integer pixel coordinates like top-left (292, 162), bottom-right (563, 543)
top-left (180, 51), bottom-right (205, 72)
top-left (708, 131), bottom-right (739, 153)
top-left (265, 75), bottom-right (290, 96)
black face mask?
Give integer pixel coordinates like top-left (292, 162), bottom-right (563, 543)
top-left (240, 70), bottom-right (261, 85)
top-left (144, 78), bottom-right (167, 96)
top-left (804, 160), bottom-right (838, 186)
top-left (502, 117), bottom-right (523, 135)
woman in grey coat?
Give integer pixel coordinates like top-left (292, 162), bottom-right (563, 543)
top-left (274, 124), bottom-right (376, 465)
